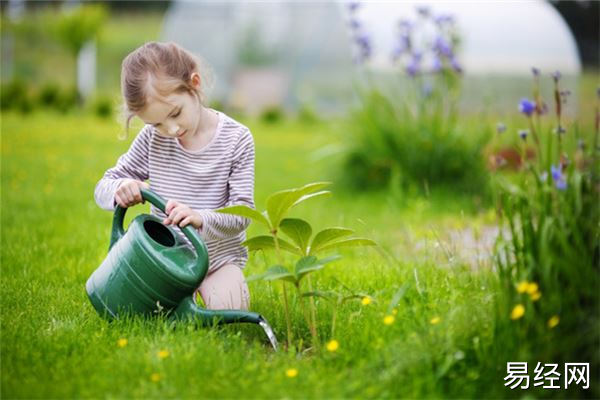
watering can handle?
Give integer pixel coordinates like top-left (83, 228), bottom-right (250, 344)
top-left (109, 189), bottom-right (208, 266)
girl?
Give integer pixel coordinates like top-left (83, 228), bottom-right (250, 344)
top-left (94, 42), bottom-right (253, 311)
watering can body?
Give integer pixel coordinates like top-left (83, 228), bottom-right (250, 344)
top-left (86, 189), bottom-right (270, 329)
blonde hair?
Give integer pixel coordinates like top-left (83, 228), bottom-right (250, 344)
top-left (119, 41), bottom-right (212, 133)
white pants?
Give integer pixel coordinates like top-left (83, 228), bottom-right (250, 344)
top-left (196, 263), bottom-right (250, 311)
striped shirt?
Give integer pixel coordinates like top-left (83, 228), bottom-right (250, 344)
top-left (94, 110), bottom-right (255, 273)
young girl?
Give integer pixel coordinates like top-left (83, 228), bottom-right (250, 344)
top-left (94, 42), bottom-right (253, 311)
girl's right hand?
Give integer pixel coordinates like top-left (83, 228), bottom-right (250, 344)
top-left (115, 179), bottom-right (150, 208)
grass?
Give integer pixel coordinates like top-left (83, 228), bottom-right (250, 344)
top-left (0, 109), bottom-right (527, 398)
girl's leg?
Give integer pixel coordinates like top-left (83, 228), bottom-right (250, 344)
top-left (197, 263), bottom-right (250, 310)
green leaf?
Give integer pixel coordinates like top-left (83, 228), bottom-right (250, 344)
top-left (301, 291), bottom-right (339, 301)
top-left (217, 205), bottom-right (271, 230)
top-left (292, 190), bottom-right (332, 207)
top-left (316, 238), bottom-right (377, 253)
top-left (295, 255), bottom-right (341, 281)
top-left (266, 182), bottom-right (331, 229)
top-left (309, 227), bottom-right (354, 255)
top-left (280, 218), bottom-right (312, 254)
top-left (241, 235), bottom-right (301, 255)
top-left (261, 265), bottom-right (297, 284)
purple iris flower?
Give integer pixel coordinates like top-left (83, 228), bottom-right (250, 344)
top-left (518, 130), bottom-right (528, 140)
top-left (348, 19), bottom-right (361, 30)
top-left (551, 70), bottom-right (561, 82)
top-left (531, 67), bottom-right (540, 76)
top-left (450, 57), bottom-right (462, 73)
top-left (348, 2), bottom-right (360, 12)
top-left (431, 56), bottom-right (442, 72)
top-left (434, 14), bottom-right (454, 25)
top-left (398, 19), bottom-right (413, 31)
top-left (519, 98), bottom-right (536, 116)
top-left (434, 36), bottom-right (453, 57)
top-left (496, 123), bottom-right (506, 134)
top-left (406, 60), bottom-right (420, 77)
top-left (416, 6), bottom-right (430, 17)
top-left (551, 165), bottom-right (567, 190)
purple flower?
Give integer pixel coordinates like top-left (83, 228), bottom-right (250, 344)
top-left (531, 67), bottom-right (540, 77)
top-left (450, 57), bottom-right (462, 73)
top-left (431, 55), bottom-right (442, 72)
top-left (348, 19), bottom-right (361, 30)
top-left (554, 125), bottom-right (566, 135)
top-left (496, 123), bottom-right (506, 134)
top-left (416, 6), bottom-right (430, 17)
top-left (519, 98), bottom-right (536, 116)
top-left (406, 60), bottom-right (420, 77)
top-left (398, 19), bottom-right (413, 31)
top-left (352, 33), bottom-right (372, 64)
top-left (552, 70), bottom-right (561, 82)
top-left (434, 14), bottom-right (454, 25)
top-left (348, 2), bottom-right (360, 12)
top-left (551, 164), bottom-right (567, 190)
top-left (433, 36), bottom-right (453, 57)
top-left (518, 129), bottom-right (529, 140)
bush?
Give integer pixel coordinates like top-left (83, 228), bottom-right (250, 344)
top-left (1, 79), bottom-right (34, 113)
top-left (89, 94), bottom-right (114, 119)
top-left (260, 106), bottom-right (284, 124)
top-left (38, 82), bottom-right (62, 109)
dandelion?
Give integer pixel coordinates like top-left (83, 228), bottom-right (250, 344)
top-left (158, 350), bottom-right (170, 359)
top-left (548, 315), bottom-right (560, 329)
top-left (150, 373), bottom-right (161, 382)
top-left (286, 368), bottom-right (298, 378)
top-left (526, 282), bottom-right (538, 295)
top-left (519, 98), bottom-right (536, 116)
top-left (361, 296), bottom-right (371, 306)
top-left (496, 123), bottom-right (506, 134)
top-left (383, 315), bottom-right (395, 325)
top-left (510, 304), bottom-right (525, 320)
top-left (430, 316), bottom-right (441, 325)
top-left (392, 308), bottom-right (398, 315)
top-left (530, 291), bottom-right (541, 301)
top-left (326, 340), bottom-right (339, 352)
top-left (117, 338), bottom-right (128, 348)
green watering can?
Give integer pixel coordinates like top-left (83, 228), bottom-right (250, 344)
top-left (86, 189), bottom-right (278, 350)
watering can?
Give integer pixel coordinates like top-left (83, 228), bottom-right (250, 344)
top-left (86, 189), bottom-right (278, 350)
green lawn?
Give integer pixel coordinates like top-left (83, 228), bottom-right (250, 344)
top-left (0, 110), bottom-right (529, 398)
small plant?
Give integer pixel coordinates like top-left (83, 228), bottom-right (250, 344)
top-left (260, 106), bottom-right (284, 124)
top-left (490, 69), bottom-right (599, 379)
top-left (218, 182), bottom-right (376, 350)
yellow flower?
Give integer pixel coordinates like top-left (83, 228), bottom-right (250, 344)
top-left (285, 368), bottom-right (298, 378)
top-left (526, 282), bottom-right (539, 295)
top-left (510, 304), bottom-right (525, 320)
top-left (392, 309), bottom-right (398, 315)
top-left (383, 315), bottom-right (395, 325)
top-left (430, 316), bottom-right (441, 325)
top-left (548, 315), bottom-right (560, 329)
top-left (529, 291), bottom-right (541, 301)
top-left (150, 373), bottom-right (161, 382)
top-left (516, 281), bottom-right (529, 293)
top-left (117, 338), bottom-right (128, 348)
top-left (158, 350), bottom-right (170, 359)
top-left (326, 340), bottom-right (339, 352)
top-left (361, 297), bottom-right (372, 306)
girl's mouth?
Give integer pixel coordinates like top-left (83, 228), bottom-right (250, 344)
top-left (177, 130), bottom-right (187, 137)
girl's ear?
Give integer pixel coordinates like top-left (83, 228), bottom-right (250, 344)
top-left (190, 73), bottom-right (201, 89)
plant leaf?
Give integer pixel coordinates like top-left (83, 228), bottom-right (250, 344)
top-left (309, 227), bottom-right (354, 255)
top-left (295, 255), bottom-right (341, 281)
top-left (217, 205), bottom-right (271, 230)
top-left (242, 235), bottom-right (301, 255)
top-left (261, 265), bottom-right (297, 284)
top-left (266, 182), bottom-right (331, 230)
top-left (292, 190), bottom-right (332, 207)
top-left (301, 290), bottom-right (339, 301)
top-left (316, 238), bottom-right (377, 253)
top-left (280, 218), bottom-right (312, 254)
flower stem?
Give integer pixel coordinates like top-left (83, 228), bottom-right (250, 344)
top-left (273, 232), bottom-right (293, 350)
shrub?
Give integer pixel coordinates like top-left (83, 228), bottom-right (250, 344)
top-left (260, 105), bottom-right (284, 124)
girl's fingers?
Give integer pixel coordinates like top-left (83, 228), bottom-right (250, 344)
top-left (180, 216), bottom-right (191, 228)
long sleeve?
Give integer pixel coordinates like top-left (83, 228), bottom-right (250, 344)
top-left (94, 125), bottom-right (151, 211)
top-left (196, 129), bottom-right (255, 241)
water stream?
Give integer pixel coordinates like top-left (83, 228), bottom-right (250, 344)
top-left (258, 317), bottom-right (278, 351)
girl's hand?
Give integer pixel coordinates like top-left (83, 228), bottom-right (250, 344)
top-left (115, 179), bottom-right (150, 208)
top-left (164, 200), bottom-right (203, 229)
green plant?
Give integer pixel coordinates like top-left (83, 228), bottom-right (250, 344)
top-left (1, 79), bottom-right (33, 113)
top-left (260, 106), bottom-right (284, 124)
top-left (490, 70), bottom-right (599, 390)
top-left (218, 182), bottom-right (376, 351)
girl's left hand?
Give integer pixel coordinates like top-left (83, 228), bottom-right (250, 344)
top-left (164, 200), bottom-right (203, 229)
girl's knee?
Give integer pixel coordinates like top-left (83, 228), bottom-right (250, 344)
top-left (198, 264), bottom-right (250, 310)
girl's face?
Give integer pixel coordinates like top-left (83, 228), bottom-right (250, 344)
top-left (136, 74), bottom-right (202, 140)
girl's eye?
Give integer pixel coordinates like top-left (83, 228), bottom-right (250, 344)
top-left (172, 110), bottom-right (181, 118)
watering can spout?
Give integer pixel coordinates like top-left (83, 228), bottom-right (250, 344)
top-left (171, 296), bottom-right (278, 350)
